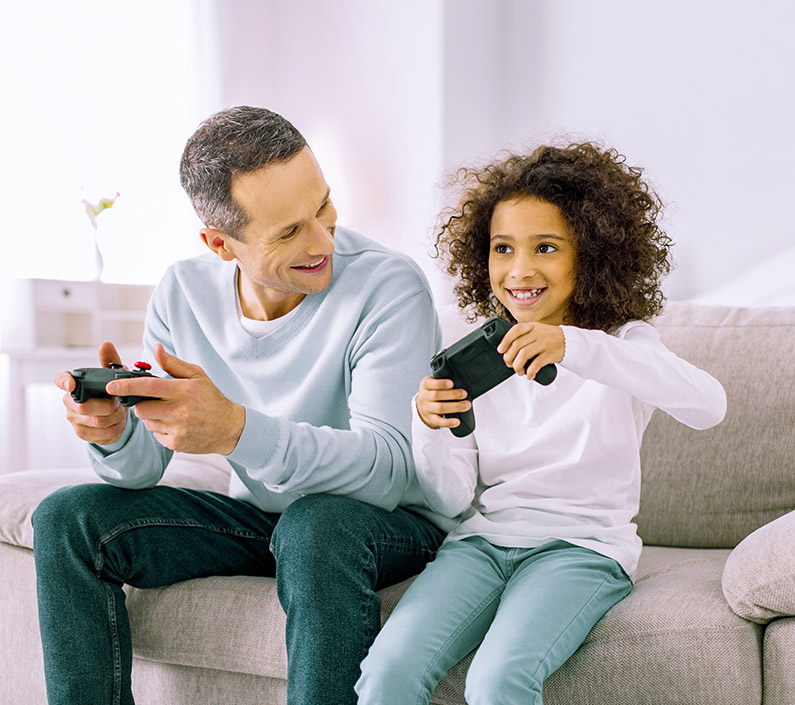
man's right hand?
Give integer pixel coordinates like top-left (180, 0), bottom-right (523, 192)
top-left (54, 341), bottom-right (129, 446)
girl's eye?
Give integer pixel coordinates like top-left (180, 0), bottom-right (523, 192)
top-left (494, 243), bottom-right (512, 254)
top-left (537, 243), bottom-right (557, 254)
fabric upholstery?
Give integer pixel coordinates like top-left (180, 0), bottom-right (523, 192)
top-left (722, 510), bottom-right (795, 623)
top-left (637, 304), bottom-right (795, 547)
top-left (0, 543), bottom-right (46, 705)
top-left (762, 617), bottom-right (795, 705)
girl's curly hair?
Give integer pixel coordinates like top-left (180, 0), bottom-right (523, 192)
top-left (434, 142), bottom-right (673, 332)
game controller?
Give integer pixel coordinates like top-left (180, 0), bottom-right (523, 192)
top-left (70, 362), bottom-right (159, 406)
top-left (430, 317), bottom-right (557, 437)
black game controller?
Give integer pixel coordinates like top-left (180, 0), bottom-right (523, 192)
top-left (430, 317), bottom-right (557, 437)
top-left (70, 362), bottom-right (158, 406)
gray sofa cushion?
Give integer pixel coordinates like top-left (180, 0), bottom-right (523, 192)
top-left (637, 303), bottom-right (795, 548)
top-left (722, 510), bottom-right (795, 624)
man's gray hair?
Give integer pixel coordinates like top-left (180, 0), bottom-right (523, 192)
top-left (179, 106), bottom-right (307, 240)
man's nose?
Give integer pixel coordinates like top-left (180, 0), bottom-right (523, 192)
top-left (309, 219), bottom-right (335, 254)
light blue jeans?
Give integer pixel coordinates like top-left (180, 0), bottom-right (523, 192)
top-left (355, 536), bottom-right (632, 705)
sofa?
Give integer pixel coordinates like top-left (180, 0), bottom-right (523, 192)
top-left (1, 301), bottom-right (794, 705)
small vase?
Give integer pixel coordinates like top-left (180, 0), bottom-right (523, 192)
top-left (91, 226), bottom-right (104, 280)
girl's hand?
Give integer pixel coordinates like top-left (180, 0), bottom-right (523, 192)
top-left (416, 376), bottom-right (471, 430)
top-left (497, 322), bottom-right (565, 380)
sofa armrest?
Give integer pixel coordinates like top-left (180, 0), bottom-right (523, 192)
top-left (722, 510), bottom-right (795, 624)
top-left (0, 454), bottom-right (231, 550)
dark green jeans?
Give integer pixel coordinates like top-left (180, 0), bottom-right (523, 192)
top-left (32, 484), bottom-right (444, 705)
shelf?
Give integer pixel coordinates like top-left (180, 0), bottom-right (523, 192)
top-left (1, 278), bottom-right (155, 472)
top-left (1, 278), bottom-right (155, 353)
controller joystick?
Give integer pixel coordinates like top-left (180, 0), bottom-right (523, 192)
top-left (70, 361), bottom-right (159, 406)
top-left (430, 317), bottom-right (557, 437)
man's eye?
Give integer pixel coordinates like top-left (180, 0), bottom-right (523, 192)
top-left (281, 227), bottom-right (299, 240)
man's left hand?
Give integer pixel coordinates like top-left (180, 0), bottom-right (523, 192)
top-left (106, 343), bottom-right (245, 455)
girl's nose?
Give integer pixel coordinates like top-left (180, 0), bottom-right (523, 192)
top-left (510, 254), bottom-right (537, 278)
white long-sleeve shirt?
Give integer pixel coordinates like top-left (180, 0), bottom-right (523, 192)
top-left (412, 320), bottom-right (727, 580)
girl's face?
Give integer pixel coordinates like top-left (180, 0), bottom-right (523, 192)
top-left (488, 196), bottom-right (577, 326)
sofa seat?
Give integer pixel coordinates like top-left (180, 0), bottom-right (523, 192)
top-left (120, 544), bottom-right (757, 705)
top-left (0, 460), bottom-right (760, 705)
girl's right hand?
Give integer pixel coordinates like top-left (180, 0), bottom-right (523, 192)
top-left (416, 376), bottom-right (471, 430)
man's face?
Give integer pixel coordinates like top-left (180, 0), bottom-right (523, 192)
top-left (219, 147), bottom-right (338, 318)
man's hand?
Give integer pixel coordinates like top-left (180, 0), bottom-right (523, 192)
top-left (55, 341), bottom-right (129, 446)
top-left (415, 376), bottom-right (471, 430)
top-left (496, 322), bottom-right (565, 380)
top-left (107, 343), bottom-right (246, 455)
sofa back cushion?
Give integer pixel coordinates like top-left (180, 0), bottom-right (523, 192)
top-left (636, 302), bottom-right (795, 548)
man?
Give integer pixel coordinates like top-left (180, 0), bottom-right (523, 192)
top-left (33, 106), bottom-right (449, 705)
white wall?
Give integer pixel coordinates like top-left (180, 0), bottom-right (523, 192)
top-left (209, 0), bottom-right (795, 302)
top-left (441, 0), bottom-right (795, 300)
top-left (4, 0), bottom-right (794, 471)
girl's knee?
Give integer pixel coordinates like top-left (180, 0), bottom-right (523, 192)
top-left (465, 655), bottom-right (543, 705)
top-left (356, 640), bottom-right (432, 705)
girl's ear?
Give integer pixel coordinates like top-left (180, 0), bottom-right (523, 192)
top-left (200, 228), bottom-right (236, 262)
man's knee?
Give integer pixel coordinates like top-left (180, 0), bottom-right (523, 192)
top-left (270, 494), bottom-right (371, 566)
top-left (32, 483), bottom-right (133, 566)
top-left (32, 483), bottom-right (117, 534)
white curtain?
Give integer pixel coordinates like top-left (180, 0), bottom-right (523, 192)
top-left (0, 0), bottom-right (221, 290)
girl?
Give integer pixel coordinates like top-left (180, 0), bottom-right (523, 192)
top-left (355, 143), bottom-right (727, 705)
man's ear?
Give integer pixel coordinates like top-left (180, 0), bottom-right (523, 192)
top-left (200, 228), bottom-right (236, 262)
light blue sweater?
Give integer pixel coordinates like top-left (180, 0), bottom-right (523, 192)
top-left (89, 228), bottom-right (447, 520)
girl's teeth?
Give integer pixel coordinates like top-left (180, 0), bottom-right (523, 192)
top-left (511, 289), bottom-right (541, 300)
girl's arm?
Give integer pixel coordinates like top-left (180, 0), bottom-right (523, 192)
top-left (561, 321), bottom-right (727, 429)
top-left (411, 392), bottom-right (479, 518)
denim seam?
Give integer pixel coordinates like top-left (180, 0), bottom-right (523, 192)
top-left (104, 582), bottom-right (122, 705)
top-left (366, 533), bottom-right (439, 560)
top-left (414, 585), bottom-right (504, 705)
top-left (92, 518), bottom-right (270, 574)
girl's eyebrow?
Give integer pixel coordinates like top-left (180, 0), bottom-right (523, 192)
top-left (490, 233), bottom-right (569, 242)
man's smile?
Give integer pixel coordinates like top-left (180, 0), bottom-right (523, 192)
top-left (292, 255), bottom-right (330, 273)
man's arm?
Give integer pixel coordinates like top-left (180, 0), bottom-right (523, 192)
top-left (226, 286), bottom-right (441, 511)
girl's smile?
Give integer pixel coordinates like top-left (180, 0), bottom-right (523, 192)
top-left (489, 197), bottom-right (577, 326)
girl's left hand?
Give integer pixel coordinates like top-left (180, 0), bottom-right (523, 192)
top-left (496, 322), bottom-right (565, 380)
